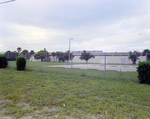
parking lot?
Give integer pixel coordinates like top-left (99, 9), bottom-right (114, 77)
top-left (48, 64), bottom-right (137, 72)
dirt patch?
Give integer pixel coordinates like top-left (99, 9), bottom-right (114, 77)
top-left (1, 116), bottom-right (12, 119)
top-left (42, 106), bottom-right (57, 112)
top-left (0, 100), bottom-right (12, 106)
top-left (93, 96), bottom-right (100, 99)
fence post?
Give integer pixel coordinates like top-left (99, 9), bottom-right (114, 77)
top-left (7, 52), bottom-right (9, 63)
top-left (46, 52), bottom-right (47, 72)
top-left (146, 53), bottom-right (148, 62)
top-left (104, 53), bottom-right (106, 78)
top-left (71, 54), bottom-right (73, 75)
top-left (25, 52), bottom-right (26, 60)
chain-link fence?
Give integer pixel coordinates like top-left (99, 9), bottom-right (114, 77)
top-left (1, 51), bottom-right (150, 82)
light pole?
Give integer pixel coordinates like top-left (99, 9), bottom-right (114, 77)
top-left (69, 38), bottom-right (73, 65)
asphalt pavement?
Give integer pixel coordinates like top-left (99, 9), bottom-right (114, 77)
top-left (47, 64), bottom-right (137, 72)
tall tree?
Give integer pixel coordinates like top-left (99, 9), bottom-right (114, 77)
top-left (17, 47), bottom-right (22, 55)
top-left (30, 50), bottom-right (35, 61)
top-left (34, 50), bottom-right (49, 62)
top-left (21, 49), bottom-right (28, 56)
top-left (142, 49), bottom-right (150, 61)
top-left (80, 50), bottom-right (95, 63)
top-left (51, 52), bottom-right (56, 62)
top-left (143, 49), bottom-right (150, 54)
top-left (56, 51), bottom-right (65, 62)
top-left (55, 51), bottom-right (74, 62)
top-left (21, 49), bottom-right (31, 61)
top-left (64, 51), bottom-right (74, 63)
top-left (30, 50), bottom-right (35, 55)
top-left (5, 51), bottom-right (18, 61)
top-left (5, 51), bottom-right (11, 60)
top-left (128, 51), bottom-right (140, 64)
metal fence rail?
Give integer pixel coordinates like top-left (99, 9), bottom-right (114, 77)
top-left (1, 51), bottom-right (150, 82)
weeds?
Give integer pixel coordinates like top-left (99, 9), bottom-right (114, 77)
top-left (8, 61), bottom-right (138, 82)
top-left (114, 70), bottom-right (130, 81)
top-left (79, 72), bottom-right (86, 77)
top-left (0, 62), bottom-right (149, 118)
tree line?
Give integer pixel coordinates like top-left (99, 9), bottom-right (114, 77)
top-left (4, 47), bottom-right (95, 63)
top-left (4, 47), bottom-right (75, 62)
top-left (128, 49), bottom-right (150, 64)
top-left (34, 50), bottom-right (74, 62)
top-left (5, 47), bottom-right (35, 61)
top-left (4, 47), bottom-right (150, 64)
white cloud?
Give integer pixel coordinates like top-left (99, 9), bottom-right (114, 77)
top-left (1, 0), bottom-right (150, 52)
top-left (1, 23), bottom-right (68, 51)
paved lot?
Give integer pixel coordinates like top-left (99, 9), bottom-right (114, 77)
top-left (48, 64), bottom-right (137, 72)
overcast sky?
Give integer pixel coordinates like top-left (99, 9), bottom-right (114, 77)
top-left (0, 0), bottom-right (150, 52)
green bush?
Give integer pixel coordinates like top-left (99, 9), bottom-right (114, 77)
top-left (16, 56), bottom-right (26, 70)
top-left (137, 61), bottom-right (150, 84)
top-left (0, 55), bottom-right (8, 68)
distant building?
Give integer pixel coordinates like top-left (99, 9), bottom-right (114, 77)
top-left (49, 51), bottom-right (146, 64)
top-left (72, 50), bottom-right (103, 53)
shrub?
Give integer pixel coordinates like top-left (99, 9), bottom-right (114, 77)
top-left (16, 56), bottom-right (26, 70)
top-left (0, 55), bottom-right (8, 68)
top-left (137, 61), bottom-right (150, 84)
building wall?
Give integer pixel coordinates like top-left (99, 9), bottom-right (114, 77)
top-left (72, 55), bottom-right (146, 64)
top-left (30, 56), bottom-right (41, 62)
top-left (31, 53), bottom-right (146, 64)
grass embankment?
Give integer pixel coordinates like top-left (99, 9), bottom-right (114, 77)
top-left (0, 62), bottom-right (150, 118)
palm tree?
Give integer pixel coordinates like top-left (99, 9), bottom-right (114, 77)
top-left (128, 51), bottom-right (140, 64)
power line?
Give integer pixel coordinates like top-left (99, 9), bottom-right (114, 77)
top-left (0, 0), bottom-right (15, 4)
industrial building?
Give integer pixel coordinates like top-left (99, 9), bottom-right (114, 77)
top-left (49, 51), bottom-right (147, 64)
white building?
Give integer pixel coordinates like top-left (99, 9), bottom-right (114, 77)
top-left (29, 51), bottom-right (147, 64)
top-left (49, 51), bottom-right (147, 64)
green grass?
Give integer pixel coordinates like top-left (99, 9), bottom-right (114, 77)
top-left (8, 61), bottom-right (138, 82)
top-left (0, 61), bottom-right (148, 118)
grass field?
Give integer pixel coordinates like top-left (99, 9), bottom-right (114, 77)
top-left (8, 61), bottom-right (138, 82)
top-left (0, 61), bottom-right (150, 118)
